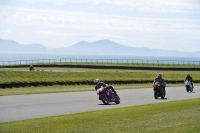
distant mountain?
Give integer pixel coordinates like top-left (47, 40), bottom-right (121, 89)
top-left (50, 39), bottom-right (134, 54)
top-left (50, 39), bottom-right (199, 56)
top-left (0, 38), bottom-right (47, 52)
top-left (0, 38), bottom-right (199, 56)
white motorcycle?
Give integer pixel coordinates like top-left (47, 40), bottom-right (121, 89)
top-left (184, 80), bottom-right (193, 92)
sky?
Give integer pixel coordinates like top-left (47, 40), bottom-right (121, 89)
top-left (0, 0), bottom-right (200, 52)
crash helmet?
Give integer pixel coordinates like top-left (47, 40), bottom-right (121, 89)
top-left (187, 74), bottom-right (190, 77)
top-left (157, 73), bottom-right (162, 78)
top-left (94, 79), bottom-right (100, 85)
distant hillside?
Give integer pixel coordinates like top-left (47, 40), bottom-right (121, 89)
top-left (0, 38), bottom-right (199, 56)
top-left (0, 38), bottom-right (47, 52)
top-left (49, 39), bottom-right (199, 56)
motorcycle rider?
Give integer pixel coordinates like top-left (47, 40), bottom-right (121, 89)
top-left (185, 74), bottom-right (194, 88)
top-left (153, 73), bottom-right (166, 90)
top-left (29, 65), bottom-right (34, 71)
top-left (94, 79), bottom-right (117, 100)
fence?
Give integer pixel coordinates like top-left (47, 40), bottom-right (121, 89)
top-left (0, 58), bottom-right (200, 66)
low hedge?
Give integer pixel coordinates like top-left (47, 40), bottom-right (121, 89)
top-left (1, 80), bottom-right (200, 89)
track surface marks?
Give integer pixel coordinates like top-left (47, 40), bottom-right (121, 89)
top-left (0, 86), bottom-right (199, 123)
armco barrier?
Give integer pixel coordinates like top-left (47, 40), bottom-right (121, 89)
top-left (1, 80), bottom-right (200, 89)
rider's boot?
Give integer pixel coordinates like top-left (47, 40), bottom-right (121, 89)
top-left (99, 96), bottom-right (102, 100)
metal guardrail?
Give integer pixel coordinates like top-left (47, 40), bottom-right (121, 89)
top-left (0, 58), bottom-right (200, 66)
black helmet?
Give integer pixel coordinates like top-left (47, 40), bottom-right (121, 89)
top-left (187, 74), bottom-right (190, 77)
top-left (94, 79), bottom-right (100, 84)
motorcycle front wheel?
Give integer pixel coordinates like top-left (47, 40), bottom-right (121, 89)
top-left (154, 90), bottom-right (158, 99)
top-left (114, 96), bottom-right (120, 104)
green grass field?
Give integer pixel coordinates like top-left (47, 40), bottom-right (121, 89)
top-left (1, 66), bottom-right (199, 95)
top-left (0, 68), bottom-right (200, 83)
top-left (2, 83), bottom-right (199, 96)
top-left (0, 98), bottom-right (199, 133)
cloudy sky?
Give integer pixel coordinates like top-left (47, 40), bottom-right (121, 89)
top-left (0, 0), bottom-right (200, 52)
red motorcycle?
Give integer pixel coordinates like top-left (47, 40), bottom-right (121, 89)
top-left (153, 82), bottom-right (166, 99)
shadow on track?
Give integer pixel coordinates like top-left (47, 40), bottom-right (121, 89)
top-left (155, 98), bottom-right (168, 100)
top-left (98, 103), bottom-right (119, 105)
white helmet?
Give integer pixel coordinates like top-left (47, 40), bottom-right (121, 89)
top-left (94, 79), bottom-right (100, 84)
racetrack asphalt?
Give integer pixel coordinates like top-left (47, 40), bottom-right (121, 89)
top-left (0, 86), bottom-right (199, 123)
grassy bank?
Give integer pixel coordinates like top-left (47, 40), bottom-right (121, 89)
top-left (0, 69), bottom-right (200, 83)
top-left (1, 68), bottom-right (200, 90)
top-left (1, 83), bottom-right (197, 96)
top-left (0, 98), bottom-right (199, 133)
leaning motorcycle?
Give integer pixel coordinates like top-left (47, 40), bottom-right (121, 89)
top-left (153, 82), bottom-right (166, 99)
top-left (184, 80), bottom-right (193, 92)
top-left (98, 87), bottom-right (120, 105)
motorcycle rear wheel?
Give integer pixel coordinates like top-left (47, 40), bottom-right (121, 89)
top-left (161, 89), bottom-right (165, 99)
top-left (186, 86), bottom-right (190, 92)
top-left (161, 93), bottom-right (164, 99)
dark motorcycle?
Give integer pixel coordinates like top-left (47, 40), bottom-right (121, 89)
top-left (184, 80), bottom-right (193, 92)
top-left (153, 82), bottom-right (166, 99)
top-left (99, 89), bottom-right (120, 105)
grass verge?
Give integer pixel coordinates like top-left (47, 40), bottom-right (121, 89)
top-left (0, 98), bottom-right (199, 133)
top-left (0, 69), bottom-right (200, 83)
top-left (1, 83), bottom-right (198, 96)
